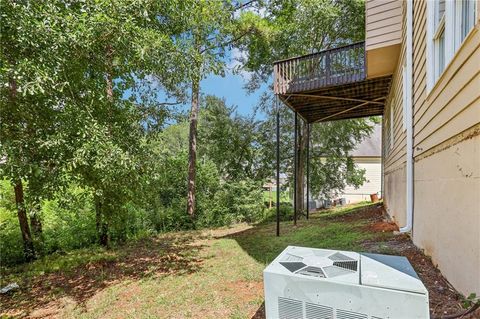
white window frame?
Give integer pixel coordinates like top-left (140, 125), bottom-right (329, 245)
top-left (454, 0), bottom-right (477, 49)
top-left (427, 0), bottom-right (477, 92)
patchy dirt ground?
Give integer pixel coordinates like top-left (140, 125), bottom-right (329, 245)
top-left (1, 203), bottom-right (478, 319)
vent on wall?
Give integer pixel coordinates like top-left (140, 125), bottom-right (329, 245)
top-left (305, 303), bottom-right (333, 319)
top-left (278, 297), bottom-right (303, 319)
top-left (278, 297), bottom-right (381, 319)
top-left (335, 309), bottom-right (368, 319)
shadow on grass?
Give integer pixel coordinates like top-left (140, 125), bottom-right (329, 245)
top-left (223, 202), bottom-right (386, 266)
top-left (0, 231), bottom-right (209, 316)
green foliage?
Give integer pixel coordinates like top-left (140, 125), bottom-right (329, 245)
top-left (199, 179), bottom-right (265, 227)
top-left (263, 190), bottom-right (290, 204)
top-left (0, 0), bottom-right (379, 267)
top-left (462, 293), bottom-right (479, 309)
top-left (262, 203), bottom-right (294, 223)
top-left (0, 182), bottom-right (97, 265)
top-left (0, 181), bottom-right (24, 265)
top-left (236, 0), bottom-right (366, 89)
top-left (308, 119), bottom-right (378, 198)
top-left (198, 95), bottom-right (267, 181)
top-left (144, 118), bottom-right (267, 230)
top-left (41, 188), bottom-right (97, 252)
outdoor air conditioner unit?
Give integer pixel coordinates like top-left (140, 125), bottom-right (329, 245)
top-left (264, 246), bottom-right (429, 319)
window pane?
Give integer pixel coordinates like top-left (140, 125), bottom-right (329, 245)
top-left (439, 31), bottom-right (445, 74)
top-left (435, 0), bottom-right (446, 28)
top-left (461, 0), bottom-right (475, 41)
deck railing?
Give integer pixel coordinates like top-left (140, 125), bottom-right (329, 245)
top-left (273, 42), bottom-right (366, 94)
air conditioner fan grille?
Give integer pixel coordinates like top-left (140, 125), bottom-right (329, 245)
top-left (333, 260), bottom-right (358, 271)
top-left (296, 266), bottom-right (326, 278)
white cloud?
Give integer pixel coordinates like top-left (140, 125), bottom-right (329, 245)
top-left (227, 47), bottom-right (254, 82)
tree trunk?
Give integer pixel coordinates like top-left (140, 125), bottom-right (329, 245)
top-left (30, 212), bottom-right (42, 237)
top-left (14, 181), bottom-right (35, 261)
top-left (30, 208), bottom-right (44, 255)
top-left (106, 44), bottom-right (114, 101)
top-left (9, 66), bottom-right (35, 261)
top-left (94, 193), bottom-right (108, 246)
top-left (296, 122), bottom-right (308, 215)
top-left (29, 200), bottom-right (43, 238)
top-left (94, 45), bottom-right (114, 247)
top-left (187, 76), bottom-right (200, 218)
top-left (30, 201), bottom-right (43, 254)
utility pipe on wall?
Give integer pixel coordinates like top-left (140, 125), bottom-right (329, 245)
top-left (400, 0), bottom-right (413, 233)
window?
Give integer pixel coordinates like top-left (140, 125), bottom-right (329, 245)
top-left (455, 0), bottom-right (477, 48)
top-left (427, 0), bottom-right (477, 90)
top-left (433, 0), bottom-right (446, 81)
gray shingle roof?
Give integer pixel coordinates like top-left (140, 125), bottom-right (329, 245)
top-left (351, 123), bottom-right (382, 157)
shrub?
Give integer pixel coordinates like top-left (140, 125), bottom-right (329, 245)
top-left (261, 202), bottom-right (294, 223)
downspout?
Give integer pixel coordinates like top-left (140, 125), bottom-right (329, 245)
top-left (400, 0), bottom-right (413, 233)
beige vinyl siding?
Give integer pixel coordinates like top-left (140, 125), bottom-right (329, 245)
top-left (383, 3), bottom-right (407, 174)
top-left (342, 158), bottom-right (382, 204)
top-left (410, 0), bottom-right (480, 295)
top-left (366, 0), bottom-right (402, 50)
top-left (412, 16), bottom-right (480, 156)
top-left (382, 2), bottom-right (407, 224)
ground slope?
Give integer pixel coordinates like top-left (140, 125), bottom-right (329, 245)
top-left (1, 203), bottom-right (477, 318)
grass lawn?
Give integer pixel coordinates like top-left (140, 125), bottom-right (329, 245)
top-left (262, 190), bottom-right (290, 204)
top-left (1, 202), bottom-right (474, 318)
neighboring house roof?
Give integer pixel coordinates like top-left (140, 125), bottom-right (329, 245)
top-left (263, 173), bottom-right (288, 188)
top-left (351, 123), bottom-right (382, 157)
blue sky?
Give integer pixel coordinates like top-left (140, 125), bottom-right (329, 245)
top-left (124, 49), bottom-right (269, 121)
top-left (201, 72), bottom-right (267, 119)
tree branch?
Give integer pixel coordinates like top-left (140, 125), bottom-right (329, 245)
top-left (158, 101), bottom-right (182, 106)
top-left (200, 29), bottom-right (252, 54)
top-left (233, 0), bottom-right (258, 11)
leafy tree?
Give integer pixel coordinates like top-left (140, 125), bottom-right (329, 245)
top-left (59, 0), bottom-right (194, 246)
top-left (181, 1), bottom-right (231, 218)
top-left (198, 95), bottom-right (262, 181)
top-left (1, 0), bottom-right (192, 253)
top-left (1, 1), bottom-right (79, 259)
top-left (180, 1), bottom-right (258, 218)
top-left (237, 0), bottom-right (366, 90)
top-left (235, 0), bottom-right (372, 212)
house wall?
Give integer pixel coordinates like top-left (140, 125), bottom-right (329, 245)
top-left (413, 129), bottom-right (480, 295)
top-left (382, 1), bottom-right (407, 226)
top-left (381, 0), bottom-right (480, 295)
top-left (366, 0), bottom-right (403, 78)
top-left (410, 0), bottom-right (480, 295)
top-left (366, 0), bottom-right (402, 51)
top-left (342, 158), bottom-right (382, 204)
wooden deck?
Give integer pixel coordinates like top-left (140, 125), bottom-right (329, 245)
top-left (273, 42), bottom-right (392, 123)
